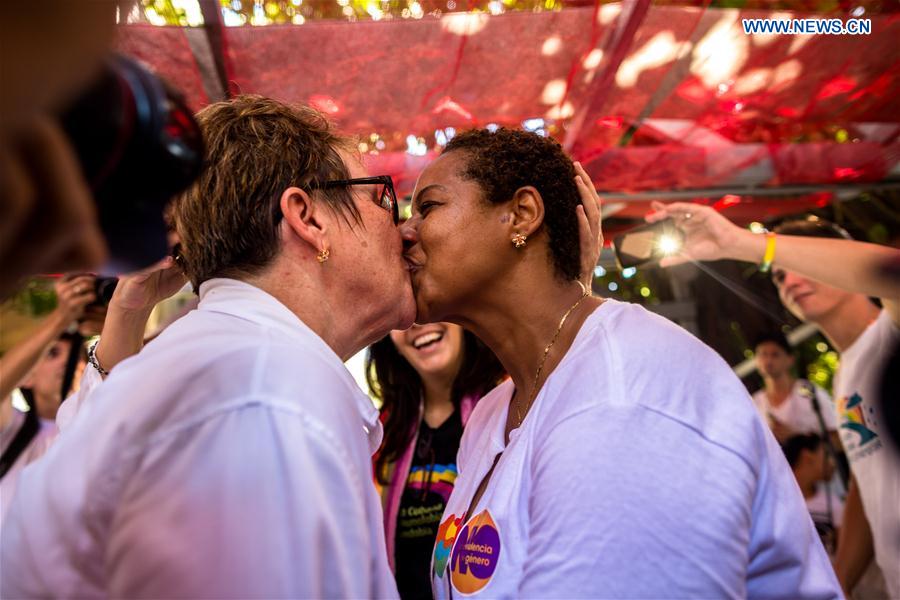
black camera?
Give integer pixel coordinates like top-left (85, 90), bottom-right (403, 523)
top-left (92, 276), bottom-right (119, 307)
top-left (60, 54), bottom-right (204, 274)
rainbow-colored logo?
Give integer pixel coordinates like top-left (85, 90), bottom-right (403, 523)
top-left (450, 510), bottom-right (501, 595)
top-left (839, 393), bottom-right (878, 446)
top-left (433, 513), bottom-right (463, 578)
top-left (407, 464), bottom-right (458, 504)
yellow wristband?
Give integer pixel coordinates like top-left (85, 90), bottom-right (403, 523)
top-left (759, 232), bottom-right (776, 273)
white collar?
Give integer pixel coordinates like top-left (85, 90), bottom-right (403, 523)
top-left (199, 278), bottom-right (321, 344)
top-left (197, 278), bottom-right (382, 450)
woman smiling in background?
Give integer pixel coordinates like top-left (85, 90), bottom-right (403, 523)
top-left (368, 323), bottom-right (503, 599)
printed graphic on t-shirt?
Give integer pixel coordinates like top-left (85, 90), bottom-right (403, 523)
top-left (450, 510), bottom-right (501, 595)
top-left (398, 502), bottom-right (445, 540)
top-left (398, 413), bottom-right (463, 599)
top-left (837, 392), bottom-right (883, 461)
top-left (406, 463), bottom-right (458, 504)
top-left (433, 513), bottom-right (463, 578)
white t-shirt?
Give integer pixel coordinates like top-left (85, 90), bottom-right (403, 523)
top-left (752, 380), bottom-right (836, 435)
top-left (832, 309), bottom-right (900, 598)
top-left (431, 300), bottom-right (839, 599)
top-left (0, 410), bottom-right (58, 523)
top-left (1, 278), bottom-right (398, 599)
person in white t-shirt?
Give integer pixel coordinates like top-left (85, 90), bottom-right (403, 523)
top-left (1, 96), bottom-right (417, 598)
top-left (752, 331), bottom-right (837, 443)
top-left (400, 128), bottom-right (839, 599)
top-left (648, 206), bottom-right (900, 598)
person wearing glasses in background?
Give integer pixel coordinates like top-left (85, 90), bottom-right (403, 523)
top-left (2, 95), bottom-right (414, 598)
top-left (647, 205), bottom-right (900, 599)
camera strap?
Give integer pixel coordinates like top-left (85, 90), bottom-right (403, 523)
top-left (0, 390), bottom-right (39, 480)
top-left (59, 332), bottom-right (84, 404)
top-left (799, 379), bottom-right (849, 489)
top-left (798, 378), bottom-right (847, 550)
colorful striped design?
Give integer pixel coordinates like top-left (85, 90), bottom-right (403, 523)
top-left (407, 464), bottom-right (458, 501)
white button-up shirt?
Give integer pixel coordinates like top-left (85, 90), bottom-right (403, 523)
top-left (1, 278), bottom-right (398, 599)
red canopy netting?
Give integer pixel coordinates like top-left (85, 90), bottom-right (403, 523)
top-left (115, 1), bottom-right (900, 232)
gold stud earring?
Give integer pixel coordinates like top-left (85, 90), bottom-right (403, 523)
top-left (512, 233), bottom-right (527, 248)
top-left (316, 248), bottom-right (330, 263)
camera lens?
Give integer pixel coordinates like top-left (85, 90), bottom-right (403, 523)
top-left (60, 54), bottom-right (204, 274)
top-left (93, 277), bottom-right (119, 306)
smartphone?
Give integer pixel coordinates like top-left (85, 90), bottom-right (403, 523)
top-left (612, 219), bottom-right (684, 269)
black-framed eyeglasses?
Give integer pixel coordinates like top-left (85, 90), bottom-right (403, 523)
top-left (309, 175), bottom-right (399, 225)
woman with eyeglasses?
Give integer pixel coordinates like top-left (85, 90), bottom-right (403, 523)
top-left (367, 324), bottom-right (504, 600)
top-left (399, 128), bottom-right (841, 599)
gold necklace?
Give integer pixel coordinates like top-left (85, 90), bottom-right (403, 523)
top-left (514, 282), bottom-right (592, 428)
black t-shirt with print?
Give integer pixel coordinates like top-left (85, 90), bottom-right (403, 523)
top-left (395, 409), bottom-right (463, 600)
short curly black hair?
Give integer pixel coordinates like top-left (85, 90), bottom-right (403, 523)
top-left (442, 128), bottom-right (581, 281)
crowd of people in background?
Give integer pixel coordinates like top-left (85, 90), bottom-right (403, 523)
top-left (647, 202), bottom-right (900, 598)
top-left (1, 95), bottom-right (896, 599)
top-left (751, 333), bottom-right (846, 551)
top-left (1, 5), bottom-right (898, 597)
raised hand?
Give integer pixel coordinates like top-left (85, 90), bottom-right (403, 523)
top-left (645, 202), bottom-right (746, 267)
top-left (110, 256), bottom-right (188, 314)
top-left (92, 257), bottom-right (188, 376)
top-left (574, 162), bottom-right (602, 289)
top-left (54, 274), bottom-right (97, 323)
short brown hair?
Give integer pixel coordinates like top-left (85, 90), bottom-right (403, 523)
top-left (174, 94), bottom-right (358, 290)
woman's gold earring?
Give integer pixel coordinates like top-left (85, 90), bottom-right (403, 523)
top-left (317, 248), bottom-right (330, 263)
top-left (512, 233), bottom-right (527, 248)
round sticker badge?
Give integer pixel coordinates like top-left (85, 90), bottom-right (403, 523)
top-left (449, 510), bottom-right (501, 595)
